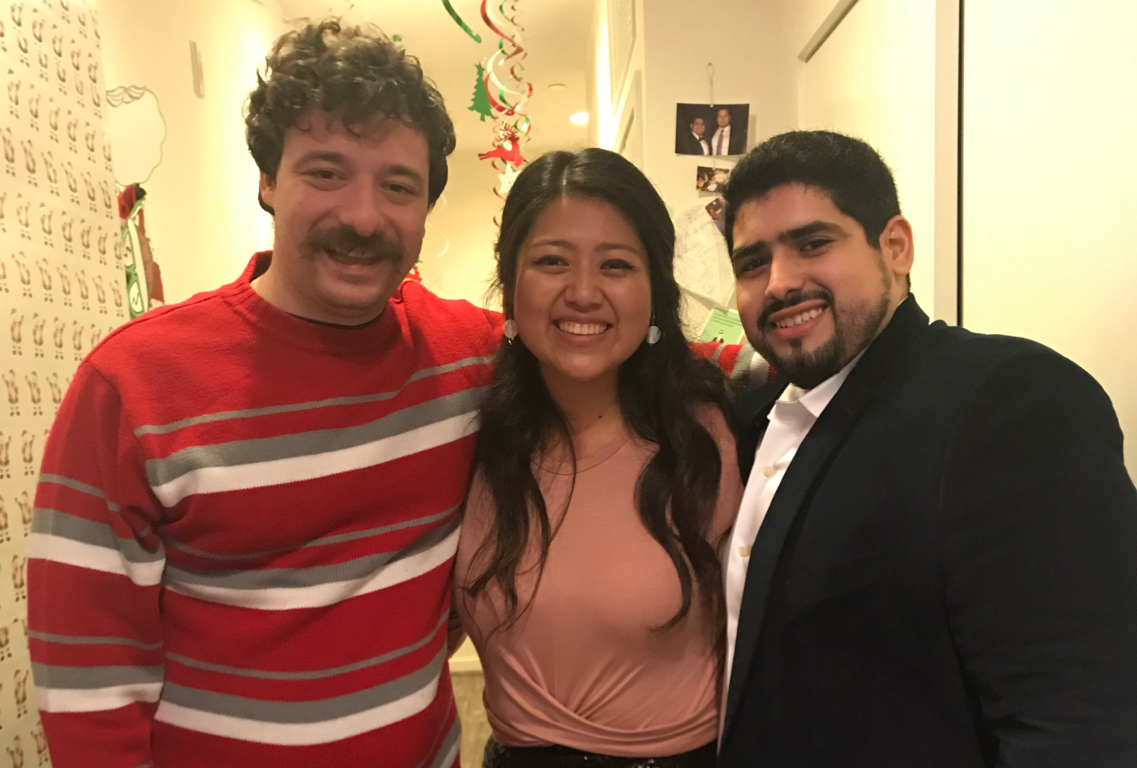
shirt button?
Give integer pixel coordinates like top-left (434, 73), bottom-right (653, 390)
top-left (739, 545), bottom-right (751, 557)
top-left (762, 465), bottom-right (775, 478)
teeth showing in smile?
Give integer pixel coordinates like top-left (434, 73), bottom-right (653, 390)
top-left (557, 321), bottom-right (609, 336)
top-left (774, 307), bottom-right (824, 329)
top-left (328, 249), bottom-right (374, 263)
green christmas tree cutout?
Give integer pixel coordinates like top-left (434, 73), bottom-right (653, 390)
top-left (469, 63), bottom-right (493, 122)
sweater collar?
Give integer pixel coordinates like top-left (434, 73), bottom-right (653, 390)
top-left (220, 252), bottom-right (403, 357)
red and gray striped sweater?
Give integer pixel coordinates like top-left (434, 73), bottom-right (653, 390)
top-left (28, 252), bottom-right (760, 768)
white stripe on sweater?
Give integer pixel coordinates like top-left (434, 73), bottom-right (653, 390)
top-left (164, 524), bottom-right (460, 610)
top-left (150, 412), bottom-right (479, 507)
top-left (37, 682), bottom-right (163, 713)
top-left (152, 670), bottom-right (440, 746)
top-left (29, 532), bottom-right (165, 587)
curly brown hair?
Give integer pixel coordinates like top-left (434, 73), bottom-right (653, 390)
top-left (245, 19), bottom-right (456, 208)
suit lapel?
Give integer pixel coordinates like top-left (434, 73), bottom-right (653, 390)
top-left (722, 297), bottom-right (932, 738)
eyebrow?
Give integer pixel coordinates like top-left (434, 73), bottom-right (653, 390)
top-left (529, 238), bottom-right (642, 254)
top-left (294, 150), bottom-right (347, 168)
top-left (293, 153), bottom-right (426, 185)
top-left (730, 220), bottom-right (842, 263)
top-left (386, 164), bottom-right (427, 185)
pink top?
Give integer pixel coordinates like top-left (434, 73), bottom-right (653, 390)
top-left (453, 410), bottom-right (742, 756)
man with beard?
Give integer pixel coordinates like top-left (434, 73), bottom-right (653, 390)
top-left (717, 131), bottom-right (1137, 768)
top-left (27, 21), bottom-right (496, 768)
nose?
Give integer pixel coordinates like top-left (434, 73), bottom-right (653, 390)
top-left (338, 179), bottom-right (386, 237)
top-left (564, 263), bottom-right (602, 309)
top-left (765, 250), bottom-right (806, 300)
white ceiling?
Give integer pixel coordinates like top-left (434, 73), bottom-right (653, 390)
top-left (274, 0), bottom-right (597, 154)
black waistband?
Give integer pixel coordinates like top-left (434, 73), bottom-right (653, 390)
top-left (482, 738), bottom-right (717, 768)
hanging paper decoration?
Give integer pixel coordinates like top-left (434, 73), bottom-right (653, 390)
top-left (469, 63), bottom-right (494, 122)
top-left (475, 0), bottom-right (534, 207)
top-left (496, 162), bottom-right (522, 199)
top-left (478, 124), bottom-right (525, 168)
top-left (479, 0), bottom-right (533, 120)
top-left (441, 0), bottom-right (483, 43)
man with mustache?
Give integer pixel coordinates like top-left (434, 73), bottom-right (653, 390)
top-left (29, 20), bottom-right (764, 767)
top-left (718, 130), bottom-right (1137, 767)
top-left (28, 21), bottom-right (496, 768)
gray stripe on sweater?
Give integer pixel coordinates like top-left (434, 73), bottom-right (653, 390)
top-left (32, 507), bottom-right (164, 564)
top-left (165, 613), bottom-right (447, 681)
top-left (32, 662), bottom-right (164, 690)
top-left (423, 719), bottom-right (462, 768)
top-left (145, 388), bottom-right (485, 487)
top-left (28, 630), bottom-right (163, 651)
top-left (164, 516), bottom-right (459, 591)
top-left (160, 647), bottom-right (445, 724)
top-left (39, 473), bottom-right (123, 513)
top-left (135, 356), bottom-right (493, 436)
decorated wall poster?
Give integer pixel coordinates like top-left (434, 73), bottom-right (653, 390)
top-left (673, 199), bottom-right (733, 306)
top-left (2, 1), bottom-right (126, 761)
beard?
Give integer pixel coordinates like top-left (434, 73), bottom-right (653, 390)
top-left (752, 273), bottom-right (892, 390)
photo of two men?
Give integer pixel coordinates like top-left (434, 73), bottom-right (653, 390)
top-left (675, 102), bottom-right (749, 156)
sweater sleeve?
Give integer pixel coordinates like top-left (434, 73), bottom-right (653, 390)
top-left (27, 361), bottom-right (166, 768)
top-left (690, 341), bottom-right (773, 386)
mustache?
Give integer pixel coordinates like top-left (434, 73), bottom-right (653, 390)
top-left (304, 226), bottom-right (403, 263)
top-left (758, 288), bottom-right (834, 327)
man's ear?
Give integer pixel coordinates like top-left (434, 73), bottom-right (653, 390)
top-left (258, 171), bottom-right (276, 216)
top-left (879, 214), bottom-right (914, 282)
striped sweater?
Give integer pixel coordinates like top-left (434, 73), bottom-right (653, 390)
top-left (28, 253), bottom-right (500, 768)
top-left (27, 252), bottom-right (761, 768)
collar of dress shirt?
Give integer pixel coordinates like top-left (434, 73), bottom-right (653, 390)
top-left (775, 349), bottom-right (865, 420)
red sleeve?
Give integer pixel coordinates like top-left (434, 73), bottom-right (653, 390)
top-left (28, 362), bottom-right (164, 768)
top-left (482, 308), bottom-right (504, 352)
top-left (690, 341), bottom-right (775, 385)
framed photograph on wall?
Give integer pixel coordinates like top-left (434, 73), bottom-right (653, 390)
top-left (675, 103), bottom-right (749, 156)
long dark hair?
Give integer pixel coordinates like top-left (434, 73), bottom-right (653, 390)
top-left (465, 148), bottom-right (732, 645)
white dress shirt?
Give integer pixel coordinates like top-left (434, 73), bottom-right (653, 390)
top-left (712, 124), bottom-right (732, 155)
top-left (723, 353), bottom-right (863, 702)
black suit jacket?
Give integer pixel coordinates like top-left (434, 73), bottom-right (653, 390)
top-left (720, 297), bottom-right (1137, 768)
top-left (677, 130), bottom-right (710, 156)
top-left (709, 125), bottom-right (745, 155)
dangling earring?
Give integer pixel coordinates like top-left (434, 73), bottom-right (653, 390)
top-left (503, 319), bottom-right (518, 344)
top-left (646, 320), bottom-right (661, 345)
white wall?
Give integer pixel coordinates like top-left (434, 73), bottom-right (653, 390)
top-left (414, 151), bottom-right (504, 311)
top-left (637, 0), bottom-right (798, 217)
top-left (98, 0), bottom-right (283, 302)
top-left (796, 0), bottom-right (939, 316)
top-left (962, 0), bottom-right (1137, 476)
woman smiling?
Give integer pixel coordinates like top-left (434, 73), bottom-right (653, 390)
top-left (454, 148), bottom-right (742, 768)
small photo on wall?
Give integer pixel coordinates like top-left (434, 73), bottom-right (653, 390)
top-left (705, 195), bottom-right (726, 234)
top-left (675, 103), bottom-right (750, 156)
top-left (696, 166), bottom-right (731, 194)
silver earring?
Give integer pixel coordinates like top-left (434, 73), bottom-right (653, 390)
top-left (646, 325), bottom-right (662, 345)
top-left (503, 319), bottom-right (518, 342)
